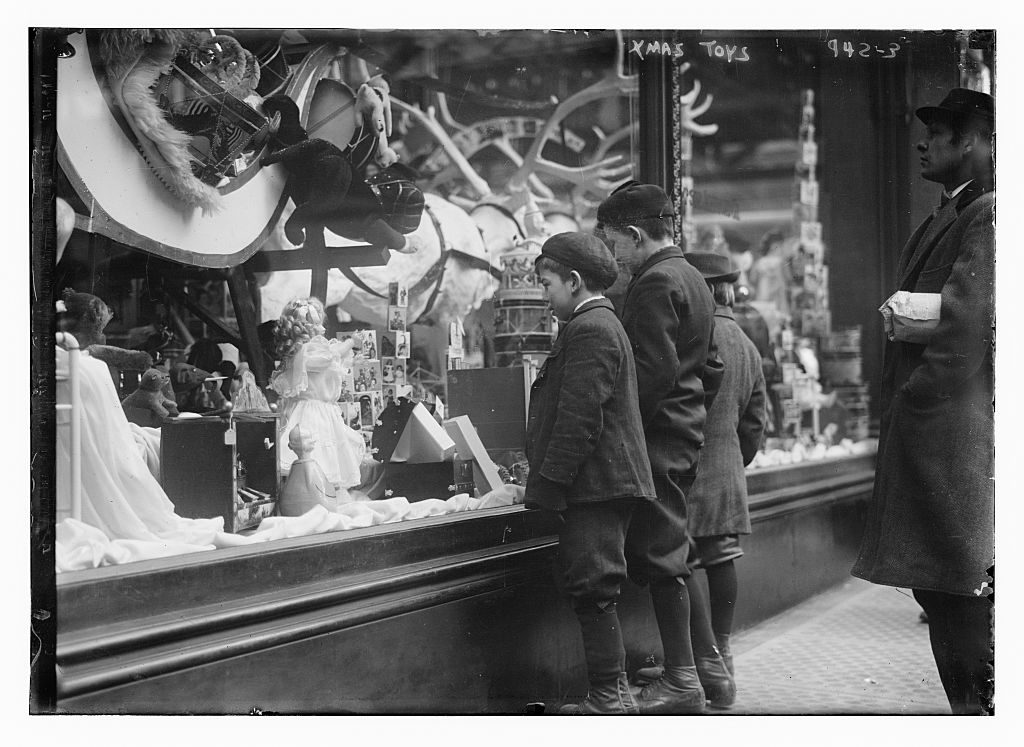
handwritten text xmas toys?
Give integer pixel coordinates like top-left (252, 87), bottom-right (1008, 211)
top-left (627, 39), bottom-right (750, 64)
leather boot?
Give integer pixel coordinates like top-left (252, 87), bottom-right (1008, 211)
top-left (696, 653), bottom-right (736, 708)
top-left (559, 604), bottom-right (638, 715)
top-left (634, 664), bottom-right (665, 684)
top-left (560, 672), bottom-right (638, 715)
top-left (715, 633), bottom-right (734, 676)
top-left (634, 665), bottom-right (706, 715)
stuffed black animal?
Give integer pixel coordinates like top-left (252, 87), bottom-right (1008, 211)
top-left (260, 94), bottom-right (421, 252)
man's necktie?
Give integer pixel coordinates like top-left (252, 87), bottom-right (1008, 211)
top-left (940, 192), bottom-right (952, 208)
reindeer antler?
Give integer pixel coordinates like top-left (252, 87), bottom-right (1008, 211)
top-left (390, 97), bottom-right (493, 200)
top-left (507, 31), bottom-right (638, 199)
top-left (679, 64), bottom-right (719, 137)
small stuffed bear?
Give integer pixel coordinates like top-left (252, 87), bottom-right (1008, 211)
top-left (260, 94), bottom-right (422, 254)
top-left (121, 368), bottom-right (180, 426)
top-left (58, 289), bottom-right (153, 385)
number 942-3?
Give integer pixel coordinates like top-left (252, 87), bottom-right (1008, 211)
top-left (827, 39), bottom-right (901, 59)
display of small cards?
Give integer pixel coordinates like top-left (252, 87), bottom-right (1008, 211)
top-left (339, 329), bottom-right (378, 360)
top-left (346, 401), bottom-right (363, 430)
top-left (338, 368), bottom-right (356, 401)
top-left (382, 384), bottom-right (413, 407)
top-left (353, 359), bottom-right (383, 393)
top-left (357, 391), bottom-right (385, 428)
top-left (799, 178), bottom-right (819, 207)
top-left (448, 349), bottom-right (465, 370)
top-left (388, 306), bottom-right (408, 332)
top-left (800, 221), bottom-right (822, 245)
top-left (394, 330), bottom-right (410, 359)
top-left (388, 281), bottom-right (409, 308)
top-left (381, 356), bottom-right (398, 384)
top-left (801, 141), bottom-right (818, 167)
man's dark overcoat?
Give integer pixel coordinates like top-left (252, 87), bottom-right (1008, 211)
top-left (686, 306), bottom-right (767, 537)
top-left (852, 182), bottom-right (995, 596)
top-left (620, 247), bottom-right (724, 476)
top-left (525, 299), bottom-right (656, 511)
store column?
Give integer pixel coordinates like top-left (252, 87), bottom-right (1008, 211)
top-left (635, 31), bottom-right (684, 242)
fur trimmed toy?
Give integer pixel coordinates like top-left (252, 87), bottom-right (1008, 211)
top-left (260, 93), bottom-right (422, 253)
top-left (121, 368), bottom-right (180, 426)
top-left (98, 29), bottom-right (222, 214)
top-left (58, 289), bottom-right (153, 382)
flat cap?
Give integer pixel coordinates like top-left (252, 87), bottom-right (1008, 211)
top-left (536, 231), bottom-right (620, 290)
top-left (684, 251), bottom-right (740, 283)
top-left (597, 181), bottom-right (675, 228)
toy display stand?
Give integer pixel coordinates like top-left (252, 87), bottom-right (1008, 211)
top-left (493, 244), bottom-right (554, 367)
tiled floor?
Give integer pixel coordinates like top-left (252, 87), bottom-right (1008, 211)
top-left (716, 577), bottom-right (950, 715)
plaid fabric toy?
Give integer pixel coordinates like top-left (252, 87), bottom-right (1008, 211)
top-left (366, 166), bottom-right (426, 236)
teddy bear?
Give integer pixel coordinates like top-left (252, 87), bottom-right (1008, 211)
top-left (121, 368), bottom-right (180, 427)
top-left (58, 289), bottom-right (154, 388)
top-left (260, 93), bottom-right (423, 254)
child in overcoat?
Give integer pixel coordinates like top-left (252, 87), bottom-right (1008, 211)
top-left (525, 232), bottom-right (695, 714)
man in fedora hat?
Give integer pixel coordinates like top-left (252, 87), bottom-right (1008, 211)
top-left (594, 182), bottom-right (726, 713)
top-left (852, 88), bottom-right (994, 714)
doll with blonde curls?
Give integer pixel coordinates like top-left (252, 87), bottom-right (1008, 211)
top-left (269, 298), bottom-right (365, 497)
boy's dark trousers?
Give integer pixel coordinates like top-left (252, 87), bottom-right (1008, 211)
top-left (558, 499), bottom-right (639, 713)
top-left (558, 495), bottom-right (702, 713)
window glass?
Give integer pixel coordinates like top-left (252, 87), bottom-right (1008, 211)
top-left (53, 28), bottom-right (637, 570)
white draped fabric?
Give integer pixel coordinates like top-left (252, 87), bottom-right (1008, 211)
top-left (55, 347), bottom-right (523, 572)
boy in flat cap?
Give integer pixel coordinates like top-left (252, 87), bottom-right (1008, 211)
top-left (524, 232), bottom-right (666, 714)
top-left (594, 182), bottom-right (727, 712)
top-left (852, 88), bottom-right (994, 714)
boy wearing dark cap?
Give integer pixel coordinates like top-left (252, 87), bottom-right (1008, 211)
top-left (594, 182), bottom-right (730, 712)
top-left (525, 232), bottom-right (683, 714)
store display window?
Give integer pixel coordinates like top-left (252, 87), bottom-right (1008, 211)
top-left (50, 29), bottom-right (644, 570)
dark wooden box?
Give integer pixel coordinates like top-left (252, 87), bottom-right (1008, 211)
top-left (160, 415), bottom-right (280, 532)
top-left (446, 368), bottom-right (529, 453)
top-left (383, 461), bottom-right (475, 503)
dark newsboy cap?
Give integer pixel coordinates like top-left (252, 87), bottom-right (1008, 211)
top-left (536, 231), bottom-right (620, 290)
top-left (916, 88), bottom-right (994, 126)
top-left (684, 251), bottom-right (740, 283)
top-left (596, 181), bottom-right (675, 228)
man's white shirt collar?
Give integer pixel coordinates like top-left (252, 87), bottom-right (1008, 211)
top-left (944, 180), bottom-right (973, 201)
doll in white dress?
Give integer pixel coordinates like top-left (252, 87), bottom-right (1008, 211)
top-left (269, 298), bottom-right (366, 495)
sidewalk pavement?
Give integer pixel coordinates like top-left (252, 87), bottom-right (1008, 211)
top-left (717, 577), bottom-right (951, 715)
